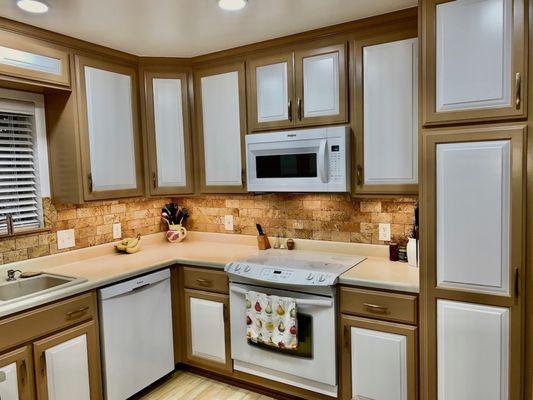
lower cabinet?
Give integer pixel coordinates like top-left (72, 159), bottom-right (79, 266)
top-left (0, 346), bottom-right (34, 400)
top-left (183, 288), bottom-right (232, 372)
top-left (0, 292), bottom-right (102, 400)
top-left (33, 321), bottom-right (100, 400)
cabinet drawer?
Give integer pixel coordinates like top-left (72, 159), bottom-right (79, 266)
top-left (0, 292), bottom-right (96, 352)
top-left (340, 287), bottom-right (417, 325)
top-left (183, 267), bottom-right (228, 294)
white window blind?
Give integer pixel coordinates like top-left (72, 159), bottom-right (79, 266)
top-left (0, 110), bottom-right (43, 233)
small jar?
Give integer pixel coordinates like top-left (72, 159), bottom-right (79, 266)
top-left (286, 238), bottom-right (295, 250)
top-left (398, 246), bottom-right (408, 262)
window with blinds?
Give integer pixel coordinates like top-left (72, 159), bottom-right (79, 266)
top-left (0, 110), bottom-right (43, 234)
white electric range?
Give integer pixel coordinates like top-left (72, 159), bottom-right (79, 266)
top-left (225, 249), bottom-right (366, 397)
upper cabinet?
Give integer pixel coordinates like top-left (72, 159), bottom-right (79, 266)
top-left (0, 30), bottom-right (70, 88)
top-left (75, 55), bottom-right (143, 200)
top-left (247, 43), bottom-right (347, 131)
top-left (353, 33), bottom-right (418, 195)
top-left (143, 70), bottom-right (194, 196)
top-left (422, 0), bottom-right (527, 125)
top-left (194, 62), bottom-right (247, 193)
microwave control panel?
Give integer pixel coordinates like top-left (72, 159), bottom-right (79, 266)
top-left (328, 143), bottom-right (343, 183)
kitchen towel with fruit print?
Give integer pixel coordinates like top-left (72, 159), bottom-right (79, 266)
top-left (245, 291), bottom-right (297, 349)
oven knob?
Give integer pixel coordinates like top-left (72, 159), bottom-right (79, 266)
top-left (319, 274), bottom-right (326, 282)
top-left (306, 273), bottom-right (314, 281)
top-left (235, 265), bottom-right (242, 271)
top-left (244, 266), bottom-right (251, 272)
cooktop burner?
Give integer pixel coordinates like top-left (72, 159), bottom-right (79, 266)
top-left (225, 249), bottom-right (366, 286)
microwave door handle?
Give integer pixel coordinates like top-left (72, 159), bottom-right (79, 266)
top-left (318, 140), bottom-right (328, 183)
top-left (229, 285), bottom-right (332, 307)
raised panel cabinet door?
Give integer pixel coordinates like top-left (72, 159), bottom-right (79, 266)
top-left (34, 321), bottom-right (102, 400)
top-left (195, 63), bottom-right (247, 193)
top-left (247, 53), bottom-right (294, 131)
top-left (340, 315), bottom-right (417, 400)
top-left (437, 300), bottom-right (510, 400)
top-left (0, 346), bottom-right (34, 400)
top-left (184, 289), bottom-right (231, 372)
top-left (354, 35), bottom-right (418, 195)
top-left (422, 0), bottom-right (526, 124)
top-left (75, 56), bottom-right (143, 200)
top-left (144, 71), bottom-right (194, 196)
top-left (294, 44), bottom-right (347, 126)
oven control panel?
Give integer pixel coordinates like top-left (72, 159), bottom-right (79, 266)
top-left (226, 262), bottom-right (337, 286)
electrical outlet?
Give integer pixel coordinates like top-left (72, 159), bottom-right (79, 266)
top-left (57, 229), bottom-right (75, 249)
top-left (224, 215), bottom-right (234, 231)
top-left (112, 223), bottom-right (122, 239)
top-left (378, 223), bottom-right (391, 242)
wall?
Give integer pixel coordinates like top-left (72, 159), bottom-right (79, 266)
top-left (0, 194), bottom-right (416, 265)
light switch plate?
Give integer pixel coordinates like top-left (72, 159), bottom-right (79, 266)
top-left (57, 229), bottom-right (75, 249)
top-left (112, 223), bottom-right (122, 239)
top-left (378, 223), bottom-right (391, 242)
top-left (224, 215), bottom-right (234, 231)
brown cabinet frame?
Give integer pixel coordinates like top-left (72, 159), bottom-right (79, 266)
top-left (33, 320), bottom-right (102, 400)
top-left (419, 124), bottom-right (527, 400)
top-left (420, 0), bottom-right (528, 126)
top-left (0, 345), bottom-right (35, 400)
top-left (193, 62), bottom-right (247, 194)
top-left (74, 55), bottom-right (144, 200)
top-left (340, 314), bottom-right (418, 400)
top-left (352, 28), bottom-right (419, 195)
top-left (143, 70), bottom-right (195, 196)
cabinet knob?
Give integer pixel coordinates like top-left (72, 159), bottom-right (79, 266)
top-left (87, 173), bottom-right (93, 193)
top-left (356, 165), bottom-right (363, 186)
top-left (297, 98), bottom-right (302, 121)
top-left (152, 171), bottom-right (157, 188)
top-left (288, 99), bottom-right (293, 122)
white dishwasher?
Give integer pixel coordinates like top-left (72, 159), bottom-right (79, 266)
top-left (98, 269), bottom-right (174, 400)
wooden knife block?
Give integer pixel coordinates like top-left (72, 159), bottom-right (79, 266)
top-left (257, 235), bottom-right (271, 250)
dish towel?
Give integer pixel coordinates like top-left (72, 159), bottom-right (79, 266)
top-left (245, 290), bottom-right (298, 349)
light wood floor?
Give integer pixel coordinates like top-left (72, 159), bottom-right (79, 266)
top-left (140, 371), bottom-right (275, 400)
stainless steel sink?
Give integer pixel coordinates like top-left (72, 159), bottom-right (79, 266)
top-left (0, 273), bottom-right (87, 304)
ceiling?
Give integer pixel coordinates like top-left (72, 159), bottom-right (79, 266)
top-left (0, 0), bottom-right (417, 57)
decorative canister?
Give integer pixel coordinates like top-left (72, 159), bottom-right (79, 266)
top-left (166, 224), bottom-right (188, 243)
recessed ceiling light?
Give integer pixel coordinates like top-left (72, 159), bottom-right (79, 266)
top-left (218, 0), bottom-right (248, 11)
top-left (17, 0), bottom-right (49, 13)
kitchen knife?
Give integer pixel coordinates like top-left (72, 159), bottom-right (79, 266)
top-left (256, 224), bottom-right (264, 236)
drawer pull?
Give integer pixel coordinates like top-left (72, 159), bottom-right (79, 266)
top-left (515, 72), bottom-right (522, 110)
top-left (66, 306), bottom-right (89, 319)
top-left (363, 303), bottom-right (389, 314)
top-left (196, 278), bottom-right (213, 287)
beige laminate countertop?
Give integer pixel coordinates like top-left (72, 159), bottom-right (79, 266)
top-left (0, 231), bottom-right (419, 318)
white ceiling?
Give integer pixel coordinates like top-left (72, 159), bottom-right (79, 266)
top-left (0, 0), bottom-right (417, 57)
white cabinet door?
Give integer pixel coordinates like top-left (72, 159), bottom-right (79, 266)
top-left (44, 334), bottom-right (91, 400)
top-left (152, 77), bottom-right (187, 188)
top-left (84, 65), bottom-right (138, 193)
top-left (0, 362), bottom-right (19, 400)
top-left (189, 297), bottom-right (226, 364)
top-left (302, 52), bottom-right (340, 118)
top-left (436, 0), bottom-right (512, 112)
top-left (437, 300), bottom-right (509, 400)
top-left (350, 327), bottom-right (408, 400)
top-left (256, 61), bottom-right (290, 123)
top-left (200, 70), bottom-right (243, 189)
top-left (363, 38), bottom-right (418, 186)
top-left (436, 140), bottom-right (510, 295)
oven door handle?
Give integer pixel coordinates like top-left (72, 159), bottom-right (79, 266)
top-left (230, 285), bottom-right (333, 307)
top-left (318, 139), bottom-right (328, 183)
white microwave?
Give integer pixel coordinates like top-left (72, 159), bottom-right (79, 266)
top-left (245, 126), bottom-right (350, 192)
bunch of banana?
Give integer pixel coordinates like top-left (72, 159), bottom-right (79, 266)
top-left (115, 234), bottom-right (142, 254)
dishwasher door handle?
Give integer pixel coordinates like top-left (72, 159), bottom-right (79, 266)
top-left (230, 285), bottom-right (333, 307)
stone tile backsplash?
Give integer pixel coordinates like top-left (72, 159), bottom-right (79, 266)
top-left (0, 194), bottom-right (416, 265)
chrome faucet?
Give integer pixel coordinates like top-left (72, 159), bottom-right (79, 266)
top-left (6, 269), bottom-right (21, 281)
top-left (1, 214), bottom-right (14, 236)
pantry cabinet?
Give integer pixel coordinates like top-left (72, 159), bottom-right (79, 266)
top-left (353, 32), bottom-right (418, 195)
top-left (75, 55), bottom-right (143, 200)
top-left (0, 29), bottom-right (70, 88)
top-left (421, 125), bottom-right (526, 400)
top-left (194, 62), bottom-right (247, 193)
top-left (0, 346), bottom-right (34, 400)
top-left (421, 0), bottom-right (527, 125)
top-left (183, 289), bottom-right (232, 372)
top-left (33, 321), bottom-right (100, 400)
top-left (143, 70), bottom-right (194, 196)
top-left (247, 43), bottom-right (347, 131)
